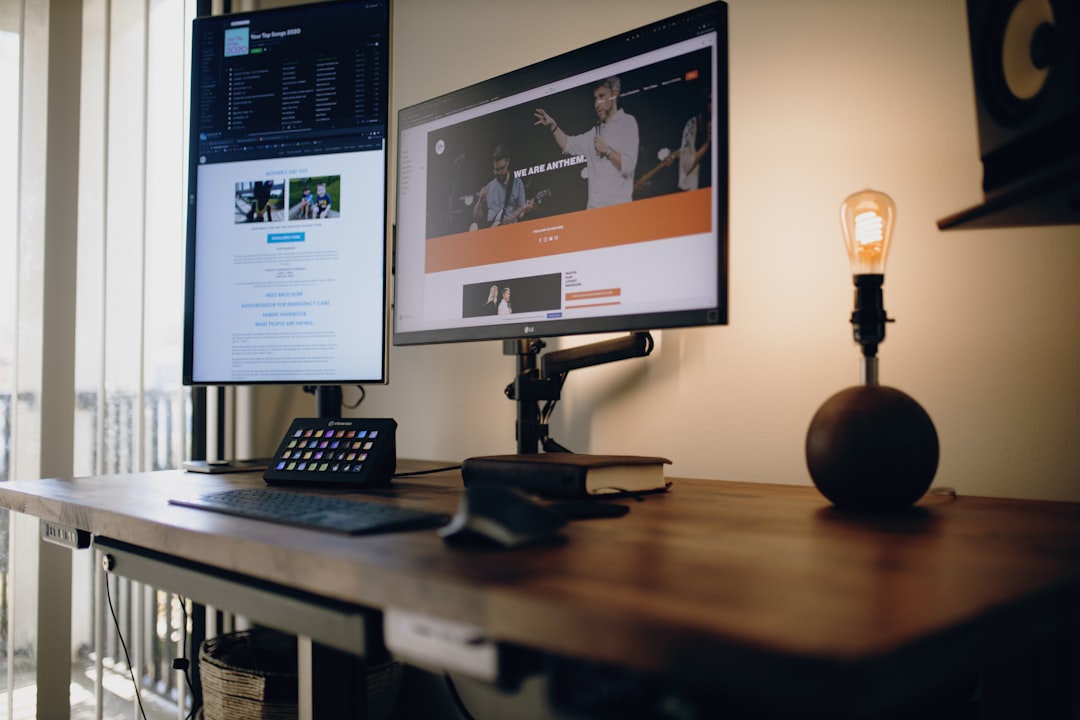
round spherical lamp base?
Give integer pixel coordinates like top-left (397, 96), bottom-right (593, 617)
top-left (806, 385), bottom-right (939, 512)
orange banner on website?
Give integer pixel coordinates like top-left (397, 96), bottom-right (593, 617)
top-left (566, 288), bottom-right (620, 301)
top-left (425, 188), bottom-right (711, 274)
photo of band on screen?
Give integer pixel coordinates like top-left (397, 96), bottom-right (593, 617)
top-left (462, 273), bottom-right (562, 319)
top-left (424, 47), bottom-right (713, 240)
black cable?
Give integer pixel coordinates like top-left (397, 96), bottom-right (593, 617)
top-left (539, 372), bottom-right (571, 452)
top-left (443, 672), bottom-right (479, 720)
top-left (541, 436), bottom-right (573, 453)
top-left (393, 464), bottom-right (463, 477)
top-left (172, 657), bottom-right (196, 720)
top-left (174, 595), bottom-right (197, 720)
top-left (342, 384), bottom-right (366, 410)
top-left (539, 372), bottom-right (568, 426)
top-left (104, 576), bottom-right (148, 720)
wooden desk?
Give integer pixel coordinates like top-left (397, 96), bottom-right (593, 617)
top-left (2, 463), bottom-right (1079, 718)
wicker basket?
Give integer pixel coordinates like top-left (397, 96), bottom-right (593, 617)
top-left (198, 628), bottom-right (403, 720)
top-left (364, 660), bottom-right (404, 720)
top-left (200, 629), bottom-right (299, 720)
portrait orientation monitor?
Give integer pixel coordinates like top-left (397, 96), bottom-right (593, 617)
top-left (183, 0), bottom-right (390, 389)
top-left (393, 2), bottom-right (728, 347)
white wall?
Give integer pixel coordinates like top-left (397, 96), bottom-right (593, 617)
top-left (276, 0), bottom-right (1080, 502)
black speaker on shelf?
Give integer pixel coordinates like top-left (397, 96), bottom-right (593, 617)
top-left (938, 0), bottom-right (1080, 229)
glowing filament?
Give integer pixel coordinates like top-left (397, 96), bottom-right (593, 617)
top-left (854, 211), bottom-right (884, 245)
top-left (840, 190), bottom-right (895, 276)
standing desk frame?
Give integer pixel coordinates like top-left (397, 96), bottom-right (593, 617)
top-left (3, 463), bottom-right (1080, 719)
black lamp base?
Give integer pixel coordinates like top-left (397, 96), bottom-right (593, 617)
top-left (806, 385), bottom-right (939, 511)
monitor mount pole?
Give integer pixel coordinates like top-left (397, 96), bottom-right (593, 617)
top-left (506, 338), bottom-right (559, 455)
top-left (505, 331), bottom-right (654, 454)
top-left (304, 385), bottom-right (343, 419)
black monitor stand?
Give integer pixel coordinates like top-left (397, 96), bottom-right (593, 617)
top-left (505, 332), bottom-right (654, 454)
top-left (184, 384), bottom-right (345, 473)
top-left (183, 385), bottom-right (279, 473)
top-left (305, 385), bottom-right (344, 419)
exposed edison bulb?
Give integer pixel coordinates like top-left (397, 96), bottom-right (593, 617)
top-left (808, 188), bottom-right (938, 511)
top-left (840, 189), bottom-right (896, 276)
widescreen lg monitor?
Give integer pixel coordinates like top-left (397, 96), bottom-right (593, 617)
top-left (183, 0), bottom-right (390, 389)
top-left (393, 2), bottom-right (728, 347)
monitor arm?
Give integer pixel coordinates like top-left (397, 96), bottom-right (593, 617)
top-left (504, 331), bottom-right (654, 454)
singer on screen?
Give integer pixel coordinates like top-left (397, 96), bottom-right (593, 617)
top-left (534, 76), bottom-right (638, 209)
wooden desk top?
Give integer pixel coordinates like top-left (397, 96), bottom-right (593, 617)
top-left (3, 462), bottom-right (1079, 716)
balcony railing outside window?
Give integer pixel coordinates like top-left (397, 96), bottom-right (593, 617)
top-left (0, 0), bottom-right (208, 715)
top-left (3, 388), bottom-right (191, 718)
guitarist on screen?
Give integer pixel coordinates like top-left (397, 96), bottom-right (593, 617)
top-left (677, 90), bottom-right (712, 192)
top-left (634, 90), bottom-right (712, 196)
top-left (473, 145), bottom-right (536, 228)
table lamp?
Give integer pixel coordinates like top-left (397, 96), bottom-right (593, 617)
top-left (805, 190), bottom-right (939, 511)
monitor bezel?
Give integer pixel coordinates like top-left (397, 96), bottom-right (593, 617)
top-left (392, 2), bottom-right (728, 347)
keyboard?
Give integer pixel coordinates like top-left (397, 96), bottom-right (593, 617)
top-left (169, 487), bottom-right (450, 535)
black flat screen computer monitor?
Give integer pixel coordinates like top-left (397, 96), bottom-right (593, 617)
top-left (183, 0), bottom-right (390, 389)
top-left (393, 2), bottom-right (728, 348)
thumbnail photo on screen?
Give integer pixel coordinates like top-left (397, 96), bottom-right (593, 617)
top-left (461, 273), bottom-right (562, 318)
top-left (235, 180), bottom-right (285, 223)
top-left (289, 176), bottom-right (340, 220)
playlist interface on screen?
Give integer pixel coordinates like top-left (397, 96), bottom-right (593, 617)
top-left (189, 3), bottom-right (387, 383)
top-left (394, 22), bottom-right (720, 338)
